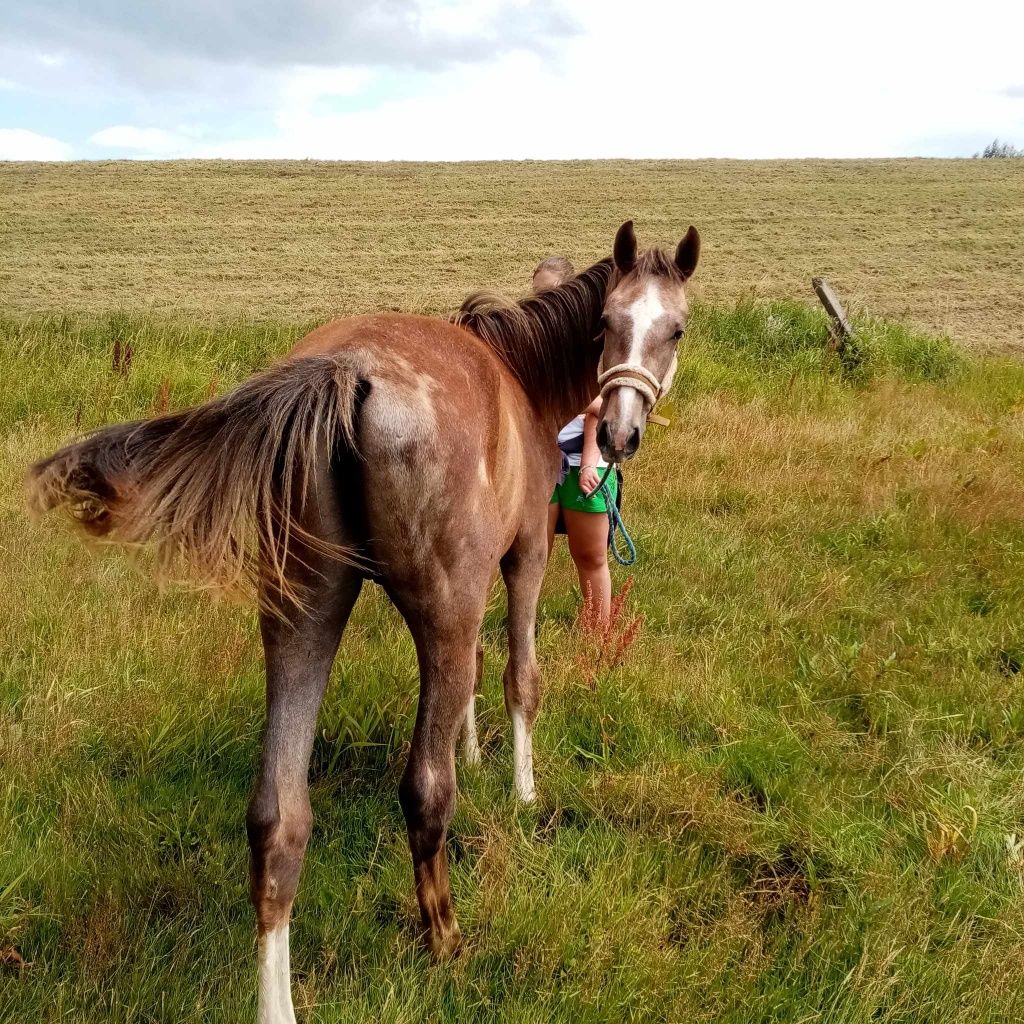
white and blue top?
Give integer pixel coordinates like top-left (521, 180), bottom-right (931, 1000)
top-left (557, 414), bottom-right (607, 469)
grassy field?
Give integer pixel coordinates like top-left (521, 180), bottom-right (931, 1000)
top-left (3, 161), bottom-right (1024, 1022)
top-left (2, 159), bottom-right (1023, 350)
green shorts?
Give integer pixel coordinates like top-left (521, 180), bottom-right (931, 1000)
top-left (550, 466), bottom-right (618, 513)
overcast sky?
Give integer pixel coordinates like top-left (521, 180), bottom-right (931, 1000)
top-left (1, 0), bottom-right (1022, 160)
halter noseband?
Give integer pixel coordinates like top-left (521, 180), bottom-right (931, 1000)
top-left (597, 363), bottom-right (663, 408)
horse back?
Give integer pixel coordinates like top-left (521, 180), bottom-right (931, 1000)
top-left (290, 314), bottom-right (556, 585)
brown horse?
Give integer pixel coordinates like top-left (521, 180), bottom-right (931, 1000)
top-left (27, 219), bottom-right (699, 1024)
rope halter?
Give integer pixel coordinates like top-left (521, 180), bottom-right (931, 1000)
top-left (597, 362), bottom-right (662, 408)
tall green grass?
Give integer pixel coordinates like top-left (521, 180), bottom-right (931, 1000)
top-left (2, 302), bottom-right (1023, 1023)
top-left (689, 297), bottom-right (964, 385)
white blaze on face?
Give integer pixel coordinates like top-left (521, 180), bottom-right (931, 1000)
top-left (626, 282), bottom-right (666, 362)
top-left (618, 282), bottom-right (666, 423)
top-left (258, 925), bottom-right (296, 1024)
top-left (510, 707), bottom-right (536, 803)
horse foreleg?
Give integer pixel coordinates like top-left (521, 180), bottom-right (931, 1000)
top-left (500, 527), bottom-right (547, 803)
top-left (460, 639), bottom-right (484, 766)
top-left (247, 570), bottom-right (361, 1024)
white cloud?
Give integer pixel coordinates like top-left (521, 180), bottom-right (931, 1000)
top-left (279, 67), bottom-right (376, 109)
top-left (89, 125), bottom-right (194, 156)
top-left (4, 0), bottom-right (573, 83)
top-left (124, 0), bottom-right (1021, 161)
top-left (0, 128), bottom-right (73, 160)
top-left (6, 0), bottom-right (1024, 160)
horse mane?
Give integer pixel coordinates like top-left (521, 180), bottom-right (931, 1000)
top-left (454, 258), bottom-right (614, 421)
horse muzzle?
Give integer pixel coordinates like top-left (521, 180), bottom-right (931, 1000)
top-left (598, 386), bottom-right (646, 462)
top-left (596, 362), bottom-right (662, 462)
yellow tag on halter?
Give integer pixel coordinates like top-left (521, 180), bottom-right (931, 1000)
top-left (648, 413), bottom-right (671, 427)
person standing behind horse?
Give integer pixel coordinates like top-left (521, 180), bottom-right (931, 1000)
top-left (533, 257), bottom-right (618, 625)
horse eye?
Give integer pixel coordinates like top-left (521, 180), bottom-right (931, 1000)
top-left (672, 328), bottom-right (684, 342)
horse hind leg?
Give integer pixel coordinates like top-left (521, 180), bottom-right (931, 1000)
top-left (248, 564), bottom-right (362, 1024)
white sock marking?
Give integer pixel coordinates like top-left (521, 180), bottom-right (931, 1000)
top-left (462, 695), bottom-right (482, 766)
top-left (258, 924), bottom-right (296, 1024)
top-left (511, 707), bottom-right (536, 803)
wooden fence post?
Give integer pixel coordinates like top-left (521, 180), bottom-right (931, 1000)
top-left (811, 277), bottom-right (855, 357)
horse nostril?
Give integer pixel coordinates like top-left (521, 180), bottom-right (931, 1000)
top-left (625, 427), bottom-right (641, 456)
top-left (597, 420), bottom-right (610, 451)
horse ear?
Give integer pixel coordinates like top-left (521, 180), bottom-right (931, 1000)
top-left (613, 220), bottom-right (637, 273)
top-left (675, 226), bottom-right (700, 280)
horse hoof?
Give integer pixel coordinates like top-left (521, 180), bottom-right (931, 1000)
top-left (427, 919), bottom-right (462, 960)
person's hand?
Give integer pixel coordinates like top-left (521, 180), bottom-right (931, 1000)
top-left (579, 464), bottom-right (601, 498)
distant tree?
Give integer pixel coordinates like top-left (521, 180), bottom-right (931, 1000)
top-left (975, 138), bottom-right (1024, 158)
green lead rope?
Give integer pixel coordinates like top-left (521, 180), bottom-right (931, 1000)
top-left (585, 463), bottom-right (637, 567)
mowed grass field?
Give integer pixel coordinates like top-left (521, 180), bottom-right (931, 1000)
top-left (2, 160), bottom-right (1024, 1023)
top-left (2, 159), bottom-right (1023, 350)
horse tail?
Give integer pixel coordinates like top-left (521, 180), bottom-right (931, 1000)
top-left (26, 354), bottom-right (362, 612)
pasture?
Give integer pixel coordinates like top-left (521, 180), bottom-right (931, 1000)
top-left (2, 159), bottom-right (1023, 351)
top-left (2, 160), bottom-right (1024, 1022)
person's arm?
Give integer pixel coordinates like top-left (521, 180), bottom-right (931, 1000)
top-left (579, 398), bottom-right (603, 496)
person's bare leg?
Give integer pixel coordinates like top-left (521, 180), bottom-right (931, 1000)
top-left (564, 508), bottom-right (612, 625)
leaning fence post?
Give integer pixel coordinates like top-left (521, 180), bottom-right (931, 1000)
top-left (811, 277), bottom-right (855, 358)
